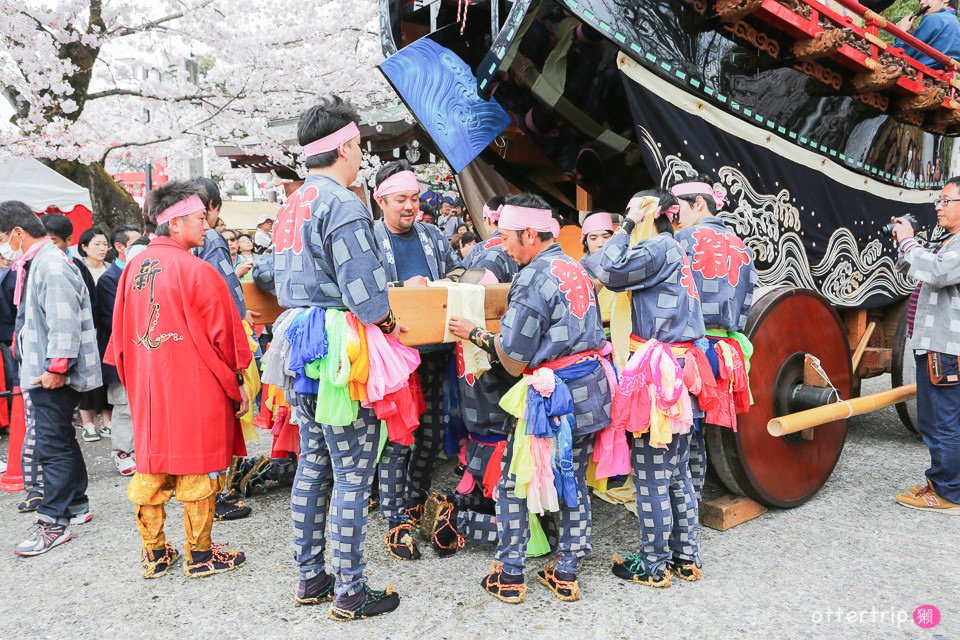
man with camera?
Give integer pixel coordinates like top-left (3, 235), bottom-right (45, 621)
top-left (890, 177), bottom-right (960, 515)
top-left (895, 0), bottom-right (960, 71)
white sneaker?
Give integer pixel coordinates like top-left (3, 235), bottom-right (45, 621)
top-left (114, 451), bottom-right (137, 476)
top-left (99, 424), bottom-right (112, 438)
top-left (81, 423), bottom-right (100, 442)
top-left (69, 510), bottom-right (93, 525)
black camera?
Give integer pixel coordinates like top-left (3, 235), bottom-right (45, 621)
top-left (882, 213), bottom-right (919, 237)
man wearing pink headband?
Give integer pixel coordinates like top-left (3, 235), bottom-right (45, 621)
top-left (585, 188), bottom-right (710, 588)
top-left (463, 195), bottom-right (517, 279)
top-left (579, 212), bottom-right (615, 276)
top-left (671, 174), bottom-right (757, 511)
top-left (371, 160), bottom-right (464, 562)
top-left (449, 192), bottom-right (612, 605)
top-left (107, 181), bottom-right (253, 580)
top-left (271, 97), bottom-right (401, 620)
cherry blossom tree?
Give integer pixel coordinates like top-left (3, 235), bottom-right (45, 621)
top-left (0, 0), bottom-right (390, 227)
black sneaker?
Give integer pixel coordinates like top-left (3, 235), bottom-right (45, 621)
top-left (141, 544), bottom-right (181, 579)
top-left (611, 552), bottom-right (671, 588)
top-left (183, 543), bottom-right (247, 578)
top-left (481, 563), bottom-right (526, 604)
top-left (537, 562), bottom-right (581, 602)
top-left (17, 491), bottom-right (42, 513)
top-left (668, 558), bottom-right (702, 582)
top-left (13, 521), bottom-right (72, 557)
top-left (384, 523), bottom-right (421, 561)
top-left (294, 572), bottom-right (335, 605)
top-left (215, 494), bottom-right (252, 521)
top-left (328, 584), bottom-right (400, 621)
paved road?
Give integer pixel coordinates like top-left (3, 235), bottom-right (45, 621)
top-left (0, 375), bottom-right (955, 639)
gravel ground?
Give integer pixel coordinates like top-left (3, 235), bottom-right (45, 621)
top-left (0, 375), bottom-right (956, 640)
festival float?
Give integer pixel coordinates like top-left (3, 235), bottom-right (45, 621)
top-left (364, 0), bottom-right (960, 517)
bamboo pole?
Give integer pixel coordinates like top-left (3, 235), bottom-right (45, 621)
top-left (767, 384), bottom-right (917, 437)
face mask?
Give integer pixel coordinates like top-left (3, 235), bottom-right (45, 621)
top-left (0, 234), bottom-right (22, 262)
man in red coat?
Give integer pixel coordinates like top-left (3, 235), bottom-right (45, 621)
top-left (107, 180), bottom-right (253, 579)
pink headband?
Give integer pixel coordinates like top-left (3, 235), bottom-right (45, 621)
top-left (580, 212), bottom-right (614, 238)
top-left (157, 194), bottom-right (204, 225)
top-left (670, 182), bottom-right (727, 209)
top-left (373, 170), bottom-right (420, 201)
top-left (483, 204), bottom-right (503, 221)
top-left (302, 121), bottom-right (360, 157)
top-left (499, 205), bottom-right (560, 237)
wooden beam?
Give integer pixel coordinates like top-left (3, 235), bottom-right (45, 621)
top-left (850, 321), bottom-right (877, 371)
top-left (576, 185), bottom-right (593, 211)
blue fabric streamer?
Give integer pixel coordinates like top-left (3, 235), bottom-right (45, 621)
top-left (522, 356), bottom-right (604, 508)
top-left (287, 308), bottom-right (327, 396)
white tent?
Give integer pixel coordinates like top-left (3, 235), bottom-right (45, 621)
top-left (0, 157), bottom-right (92, 212)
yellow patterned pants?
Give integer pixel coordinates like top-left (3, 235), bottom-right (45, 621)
top-left (127, 472), bottom-right (223, 561)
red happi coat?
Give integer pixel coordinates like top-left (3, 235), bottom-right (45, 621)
top-left (106, 237), bottom-right (252, 475)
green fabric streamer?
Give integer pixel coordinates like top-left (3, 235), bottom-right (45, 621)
top-left (525, 513), bottom-right (550, 557)
top-left (377, 420), bottom-right (388, 463)
top-left (315, 310), bottom-right (358, 426)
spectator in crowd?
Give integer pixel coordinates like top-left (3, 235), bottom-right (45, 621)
top-left (238, 234), bottom-right (256, 264)
top-left (895, 0), bottom-right (960, 70)
top-left (437, 200), bottom-right (460, 240)
top-left (451, 231), bottom-right (478, 259)
top-left (2, 201), bottom-right (101, 556)
top-left (223, 229), bottom-right (253, 281)
top-left (454, 223), bottom-right (469, 237)
top-left (96, 224), bottom-right (142, 476)
top-left (891, 177), bottom-right (960, 514)
top-left (78, 227), bottom-right (110, 283)
top-left (214, 218), bottom-right (227, 233)
top-left (253, 214), bottom-right (273, 254)
top-left (43, 216), bottom-right (107, 443)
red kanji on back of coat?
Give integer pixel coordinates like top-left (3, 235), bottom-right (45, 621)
top-left (690, 227), bottom-right (750, 287)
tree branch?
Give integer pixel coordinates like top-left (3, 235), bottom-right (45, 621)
top-left (100, 137), bottom-right (172, 165)
top-left (86, 88), bottom-right (215, 102)
top-left (108, 0), bottom-right (217, 37)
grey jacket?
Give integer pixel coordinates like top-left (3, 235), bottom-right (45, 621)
top-left (15, 241), bottom-right (102, 392)
top-left (897, 233), bottom-right (960, 356)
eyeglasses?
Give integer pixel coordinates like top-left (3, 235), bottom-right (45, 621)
top-left (933, 198), bottom-right (960, 208)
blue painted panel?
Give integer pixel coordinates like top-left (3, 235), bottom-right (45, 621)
top-left (380, 38), bottom-right (512, 173)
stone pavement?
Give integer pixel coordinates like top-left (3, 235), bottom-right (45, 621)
top-left (0, 376), bottom-right (955, 639)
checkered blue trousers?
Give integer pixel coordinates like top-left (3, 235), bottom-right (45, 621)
top-left (631, 431), bottom-right (700, 576)
top-left (378, 440), bottom-right (410, 527)
top-left (689, 425), bottom-right (707, 501)
top-left (290, 398), bottom-right (380, 598)
top-left (405, 350), bottom-right (445, 507)
top-left (495, 432), bottom-right (593, 576)
top-left (21, 390), bottom-right (43, 492)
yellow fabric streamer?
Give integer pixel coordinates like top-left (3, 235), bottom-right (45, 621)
top-left (500, 381), bottom-right (535, 499)
top-left (239, 321), bottom-right (262, 441)
top-left (609, 196), bottom-right (661, 371)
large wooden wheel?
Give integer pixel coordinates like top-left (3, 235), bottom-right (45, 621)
top-left (705, 287), bottom-right (853, 508)
top-left (891, 306), bottom-right (919, 434)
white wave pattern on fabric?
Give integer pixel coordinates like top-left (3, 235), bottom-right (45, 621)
top-left (659, 155), bottom-right (914, 306)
